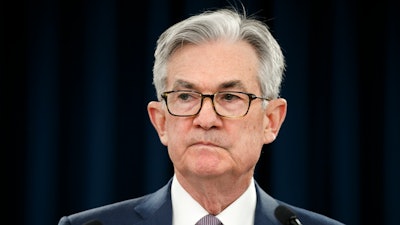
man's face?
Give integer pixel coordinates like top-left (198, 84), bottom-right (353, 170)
top-left (149, 40), bottom-right (283, 181)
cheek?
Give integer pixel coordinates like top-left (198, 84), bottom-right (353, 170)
top-left (164, 119), bottom-right (189, 154)
top-left (243, 115), bottom-right (266, 140)
top-left (165, 117), bottom-right (190, 137)
top-left (238, 120), bottom-right (265, 155)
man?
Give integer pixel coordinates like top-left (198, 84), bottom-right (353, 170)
top-left (58, 7), bottom-right (344, 225)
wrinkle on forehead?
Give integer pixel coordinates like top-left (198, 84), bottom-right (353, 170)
top-left (170, 79), bottom-right (246, 92)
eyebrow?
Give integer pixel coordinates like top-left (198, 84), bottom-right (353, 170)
top-left (172, 79), bottom-right (194, 89)
top-left (172, 79), bottom-right (246, 91)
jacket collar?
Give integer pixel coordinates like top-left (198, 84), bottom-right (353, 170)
top-left (253, 181), bottom-right (281, 225)
top-left (133, 179), bottom-right (173, 225)
top-left (133, 178), bottom-right (281, 225)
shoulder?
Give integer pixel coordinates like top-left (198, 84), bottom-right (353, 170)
top-left (278, 201), bottom-right (345, 225)
top-left (58, 180), bottom-right (173, 225)
top-left (254, 181), bottom-right (345, 225)
top-left (58, 195), bottom-right (151, 225)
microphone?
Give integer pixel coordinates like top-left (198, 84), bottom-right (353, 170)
top-left (82, 219), bottom-right (103, 225)
top-left (274, 205), bottom-right (303, 225)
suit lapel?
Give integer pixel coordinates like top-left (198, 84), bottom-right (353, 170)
top-left (253, 181), bottom-right (281, 225)
top-left (134, 179), bottom-right (173, 225)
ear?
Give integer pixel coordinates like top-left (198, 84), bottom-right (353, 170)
top-left (263, 98), bottom-right (287, 144)
top-left (147, 101), bottom-right (168, 146)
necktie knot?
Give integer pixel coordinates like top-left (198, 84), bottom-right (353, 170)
top-left (195, 214), bottom-right (223, 225)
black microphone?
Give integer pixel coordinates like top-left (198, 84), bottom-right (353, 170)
top-left (274, 205), bottom-right (303, 225)
top-left (82, 219), bottom-right (103, 225)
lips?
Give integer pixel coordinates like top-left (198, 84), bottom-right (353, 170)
top-left (187, 134), bottom-right (227, 150)
top-left (189, 140), bottom-right (225, 151)
top-left (193, 141), bottom-right (217, 146)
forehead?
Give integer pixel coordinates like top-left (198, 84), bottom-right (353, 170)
top-left (166, 40), bottom-right (260, 91)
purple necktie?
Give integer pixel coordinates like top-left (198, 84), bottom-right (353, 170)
top-left (195, 214), bottom-right (223, 225)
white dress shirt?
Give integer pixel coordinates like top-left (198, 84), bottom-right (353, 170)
top-left (171, 175), bottom-right (256, 225)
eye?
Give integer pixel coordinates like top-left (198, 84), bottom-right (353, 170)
top-left (220, 92), bottom-right (241, 101)
top-left (177, 92), bottom-right (191, 101)
top-left (175, 91), bottom-right (199, 102)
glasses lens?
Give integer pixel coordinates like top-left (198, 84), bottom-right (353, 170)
top-left (214, 92), bottom-right (249, 117)
top-left (166, 91), bottom-right (202, 116)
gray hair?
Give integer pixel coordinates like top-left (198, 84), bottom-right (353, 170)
top-left (152, 8), bottom-right (285, 100)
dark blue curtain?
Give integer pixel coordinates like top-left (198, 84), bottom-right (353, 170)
top-left (3, 0), bottom-right (399, 225)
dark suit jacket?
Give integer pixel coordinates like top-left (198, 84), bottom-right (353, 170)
top-left (58, 179), bottom-right (344, 225)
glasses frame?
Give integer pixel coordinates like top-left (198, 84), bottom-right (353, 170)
top-left (161, 90), bottom-right (271, 118)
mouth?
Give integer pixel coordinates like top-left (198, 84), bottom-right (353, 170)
top-left (190, 141), bottom-right (223, 151)
top-left (188, 134), bottom-right (227, 150)
top-left (192, 141), bottom-right (217, 146)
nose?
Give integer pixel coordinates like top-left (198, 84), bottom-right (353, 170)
top-left (200, 96), bottom-right (216, 114)
top-left (193, 96), bottom-right (222, 129)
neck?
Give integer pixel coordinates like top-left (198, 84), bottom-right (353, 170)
top-left (175, 172), bottom-right (253, 215)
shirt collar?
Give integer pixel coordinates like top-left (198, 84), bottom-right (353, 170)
top-left (171, 175), bottom-right (256, 225)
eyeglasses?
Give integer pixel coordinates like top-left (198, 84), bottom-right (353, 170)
top-left (161, 90), bottom-right (270, 118)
